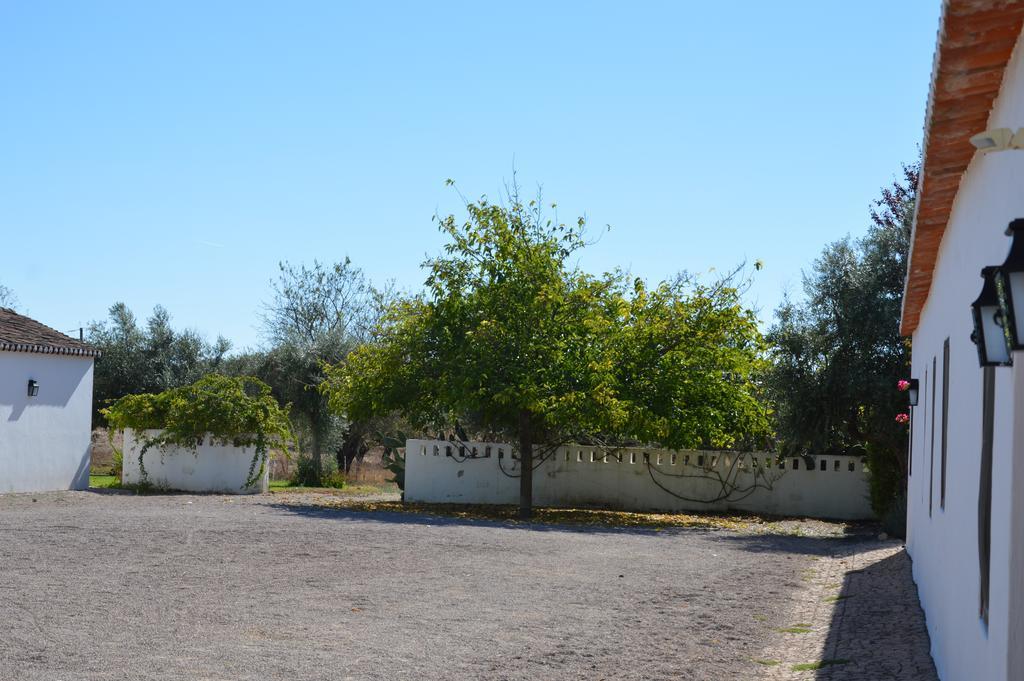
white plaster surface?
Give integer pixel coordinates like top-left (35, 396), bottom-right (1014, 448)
top-left (0, 352), bottom-right (93, 493)
top-left (404, 439), bottom-right (873, 520)
top-left (121, 428), bottom-right (269, 494)
top-left (905, 27), bottom-right (1024, 681)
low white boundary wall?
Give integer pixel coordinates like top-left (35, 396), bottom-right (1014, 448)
top-left (405, 440), bottom-right (873, 519)
top-left (122, 429), bottom-right (269, 494)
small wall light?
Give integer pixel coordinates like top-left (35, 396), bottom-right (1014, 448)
top-left (907, 379), bottom-right (919, 407)
top-left (971, 267), bottom-right (1012, 367)
top-left (995, 218), bottom-right (1024, 351)
top-left (27, 379), bottom-right (39, 397)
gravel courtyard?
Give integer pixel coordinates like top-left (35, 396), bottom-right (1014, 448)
top-left (0, 491), bottom-right (936, 680)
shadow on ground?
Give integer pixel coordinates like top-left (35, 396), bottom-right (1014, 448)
top-left (802, 548), bottom-right (937, 679)
top-left (266, 499), bottom-right (876, 550)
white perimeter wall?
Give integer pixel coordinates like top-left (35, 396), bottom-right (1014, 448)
top-left (906, 27), bottom-right (1024, 681)
top-left (0, 351), bottom-right (93, 493)
top-left (122, 428), bottom-right (269, 494)
top-left (405, 440), bottom-right (873, 520)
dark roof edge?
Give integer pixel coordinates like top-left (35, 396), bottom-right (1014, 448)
top-left (0, 341), bottom-right (101, 358)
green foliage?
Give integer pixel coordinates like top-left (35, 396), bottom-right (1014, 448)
top-left (325, 182), bottom-right (770, 514)
top-left (257, 259), bottom-right (389, 485)
top-left (379, 433), bottom-right (407, 490)
top-left (290, 452), bottom-right (345, 488)
top-left (110, 447), bottom-right (124, 477)
top-left (766, 163), bottom-right (918, 515)
top-left (102, 374), bottom-right (293, 489)
top-left (88, 303), bottom-right (232, 427)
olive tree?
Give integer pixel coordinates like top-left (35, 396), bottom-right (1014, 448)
top-left (259, 259), bottom-right (385, 483)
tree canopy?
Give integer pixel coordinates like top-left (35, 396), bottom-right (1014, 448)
top-left (88, 303), bottom-right (231, 426)
top-left (325, 186), bottom-right (770, 516)
top-left (766, 163), bottom-right (917, 515)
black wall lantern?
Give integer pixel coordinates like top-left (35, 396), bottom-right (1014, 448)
top-left (907, 378), bottom-right (919, 406)
top-left (995, 218), bottom-right (1024, 351)
top-left (971, 266), bottom-right (1012, 366)
top-left (27, 379), bottom-right (39, 397)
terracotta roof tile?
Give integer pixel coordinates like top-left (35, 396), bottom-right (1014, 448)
top-left (900, 0), bottom-right (1024, 335)
top-left (0, 308), bottom-right (100, 358)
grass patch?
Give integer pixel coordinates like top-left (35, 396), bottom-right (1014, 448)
top-left (791, 659), bottom-right (849, 671)
top-left (774, 626), bottom-right (812, 634)
top-left (89, 475), bottom-right (122, 489)
top-left (752, 659), bottom-right (781, 666)
top-left (752, 614), bottom-right (768, 622)
top-left (269, 481), bottom-right (398, 496)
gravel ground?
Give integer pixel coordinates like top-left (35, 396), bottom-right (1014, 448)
top-left (0, 491), bottom-right (924, 680)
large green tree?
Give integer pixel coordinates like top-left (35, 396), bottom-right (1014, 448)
top-left (766, 163), bottom-right (918, 515)
top-left (326, 185), bottom-right (770, 518)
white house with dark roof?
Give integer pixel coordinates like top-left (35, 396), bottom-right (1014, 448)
top-left (902, 2), bottom-right (1024, 679)
top-left (0, 307), bottom-right (98, 493)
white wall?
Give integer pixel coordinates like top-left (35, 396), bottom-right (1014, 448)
top-left (0, 351), bottom-right (93, 493)
top-left (121, 428), bottom-right (269, 494)
top-left (405, 440), bottom-right (873, 520)
top-left (906, 28), bottom-right (1024, 681)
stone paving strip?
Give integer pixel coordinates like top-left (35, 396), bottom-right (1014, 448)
top-left (754, 539), bottom-right (938, 680)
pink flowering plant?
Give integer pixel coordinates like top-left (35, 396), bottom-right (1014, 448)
top-left (897, 379), bottom-right (910, 392)
top-left (895, 413), bottom-right (910, 424)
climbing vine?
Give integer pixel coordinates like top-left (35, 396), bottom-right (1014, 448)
top-left (103, 374), bottom-right (293, 488)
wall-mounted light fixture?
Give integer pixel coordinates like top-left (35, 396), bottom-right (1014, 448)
top-left (907, 378), bottom-right (920, 407)
top-left (27, 379), bottom-right (39, 397)
top-left (995, 218), bottom-right (1024, 352)
top-left (971, 267), bottom-right (1012, 367)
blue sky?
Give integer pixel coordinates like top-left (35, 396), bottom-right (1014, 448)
top-left (0, 1), bottom-right (941, 350)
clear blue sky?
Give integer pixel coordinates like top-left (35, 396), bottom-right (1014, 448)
top-left (0, 1), bottom-right (941, 350)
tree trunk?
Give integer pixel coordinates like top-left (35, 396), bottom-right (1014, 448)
top-left (518, 410), bottom-right (533, 520)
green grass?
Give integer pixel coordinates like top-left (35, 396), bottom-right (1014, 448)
top-left (791, 659), bottom-right (849, 671)
top-left (751, 659), bottom-right (781, 666)
top-left (268, 480), bottom-right (398, 496)
top-left (89, 474), bottom-right (122, 489)
top-left (774, 626), bottom-right (812, 634)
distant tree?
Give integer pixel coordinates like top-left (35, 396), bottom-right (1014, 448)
top-left (766, 162), bottom-right (918, 516)
top-left (259, 259), bottom-right (380, 483)
top-left (87, 303), bottom-right (232, 426)
top-left (0, 283), bottom-right (17, 309)
top-left (326, 183), bottom-right (770, 518)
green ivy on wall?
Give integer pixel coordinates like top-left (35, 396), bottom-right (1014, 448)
top-left (103, 374), bottom-right (293, 488)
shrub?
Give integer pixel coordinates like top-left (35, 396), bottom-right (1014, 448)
top-left (291, 453), bottom-right (345, 488)
top-left (880, 494), bottom-right (907, 539)
top-left (103, 374), bottom-right (292, 488)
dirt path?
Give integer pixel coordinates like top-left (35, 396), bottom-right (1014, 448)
top-left (0, 491), bottom-right (934, 680)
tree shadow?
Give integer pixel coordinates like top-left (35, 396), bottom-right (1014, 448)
top-left (264, 501), bottom-right (728, 537)
top-left (714, 524), bottom-right (882, 557)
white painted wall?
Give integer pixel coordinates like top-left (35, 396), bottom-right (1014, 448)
top-left (121, 428), bottom-right (269, 494)
top-left (405, 440), bottom-right (873, 519)
top-left (0, 351), bottom-right (93, 493)
top-left (906, 28), bottom-right (1024, 681)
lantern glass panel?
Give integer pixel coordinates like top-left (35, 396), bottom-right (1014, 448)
top-left (973, 266), bottom-right (1012, 367)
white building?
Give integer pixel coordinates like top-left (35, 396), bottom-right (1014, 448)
top-left (902, 2), bottom-right (1024, 680)
top-left (0, 307), bottom-right (98, 493)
